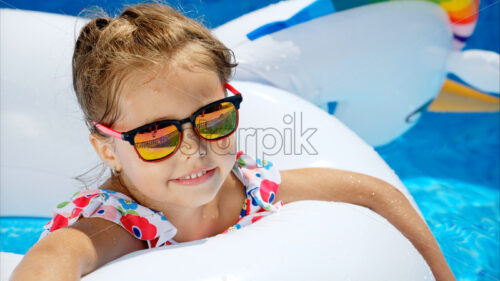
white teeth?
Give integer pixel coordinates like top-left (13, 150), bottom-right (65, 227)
top-left (179, 170), bottom-right (208, 180)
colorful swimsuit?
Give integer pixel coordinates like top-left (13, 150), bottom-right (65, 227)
top-left (39, 151), bottom-right (283, 248)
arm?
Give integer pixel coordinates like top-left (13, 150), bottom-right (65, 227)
top-left (276, 168), bottom-right (455, 281)
top-left (10, 217), bottom-right (146, 281)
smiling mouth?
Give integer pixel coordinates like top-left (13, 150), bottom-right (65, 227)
top-left (171, 168), bottom-right (216, 186)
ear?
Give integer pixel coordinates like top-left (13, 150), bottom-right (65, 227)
top-left (89, 133), bottom-right (121, 171)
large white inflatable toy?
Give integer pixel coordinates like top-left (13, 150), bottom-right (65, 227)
top-left (1, 0), bottom-right (498, 280)
top-left (214, 0), bottom-right (498, 146)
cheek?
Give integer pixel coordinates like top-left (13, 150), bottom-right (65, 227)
top-left (117, 144), bottom-right (175, 198)
top-left (115, 141), bottom-right (140, 165)
top-left (115, 143), bottom-right (158, 185)
top-left (208, 134), bottom-right (236, 156)
top-left (210, 135), bottom-right (237, 173)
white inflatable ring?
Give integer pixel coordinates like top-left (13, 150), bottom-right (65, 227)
top-left (0, 8), bottom-right (434, 281)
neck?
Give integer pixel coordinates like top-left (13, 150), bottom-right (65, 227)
top-left (99, 172), bottom-right (244, 242)
top-left (162, 173), bottom-right (243, 242)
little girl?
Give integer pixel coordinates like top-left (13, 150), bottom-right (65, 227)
top-left (11, 3), bottom-right (455, 281)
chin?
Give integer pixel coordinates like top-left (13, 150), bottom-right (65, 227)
top-left (169, 181), bottom-right (222, 207)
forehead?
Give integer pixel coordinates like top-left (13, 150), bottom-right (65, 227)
top-left (115, 63), bottom-right (224, 131)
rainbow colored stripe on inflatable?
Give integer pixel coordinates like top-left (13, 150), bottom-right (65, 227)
top-left (438, 0), bottom-right (480, 49)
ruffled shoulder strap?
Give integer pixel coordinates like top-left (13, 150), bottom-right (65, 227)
top-left (231, 151), bottom-right (282, 215)
top-left (40, 189), bottom-right (177, 248)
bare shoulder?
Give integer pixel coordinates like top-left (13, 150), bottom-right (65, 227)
top-left (35, 217), bottom-right (147, 276)
top-left (72, 217), bottom-right (147, 268)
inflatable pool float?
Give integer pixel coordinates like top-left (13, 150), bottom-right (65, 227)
top-left (0, 79), bottom-right (434, 280)
top-left (214, 0), bottom-right (499, 145)
top-left (0, 2), bottom-right (488, 279)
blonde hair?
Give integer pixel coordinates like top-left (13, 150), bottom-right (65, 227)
top-left (72, 2), bottom-right (237, 187)
top-left (72, 2), bottom-right (237, 135)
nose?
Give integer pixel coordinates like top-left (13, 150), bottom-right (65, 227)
top-left (178, 122), bottom-right (207, 158)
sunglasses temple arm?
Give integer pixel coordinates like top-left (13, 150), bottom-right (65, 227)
top-left (225, 83), bottom-right (242, 98)
top-left (93, 122), bottom-right (124, 140)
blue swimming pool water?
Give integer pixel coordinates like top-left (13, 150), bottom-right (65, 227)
top-left (404, 178), bottom-right (499, 281)
top-left (377, 111), bottom-right (500, 281)
top-left (0, 217), bottom-right (46, 255)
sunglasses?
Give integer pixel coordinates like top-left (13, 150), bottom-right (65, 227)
top-left (93, 83), bottom-right (243, 162)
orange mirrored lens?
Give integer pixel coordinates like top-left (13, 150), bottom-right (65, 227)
top-left (195, 102), bottom-right (237, 140)
top-left (134, 124), bottom-right (180, 161)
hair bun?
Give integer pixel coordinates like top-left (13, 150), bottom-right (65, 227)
top-left (121, 10), bottom-right (139, 20)
top-left (95, 18), bottom-right (109, 30)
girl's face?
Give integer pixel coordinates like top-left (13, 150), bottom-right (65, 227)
top-left (106, 63), bottom-right (237, 210)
